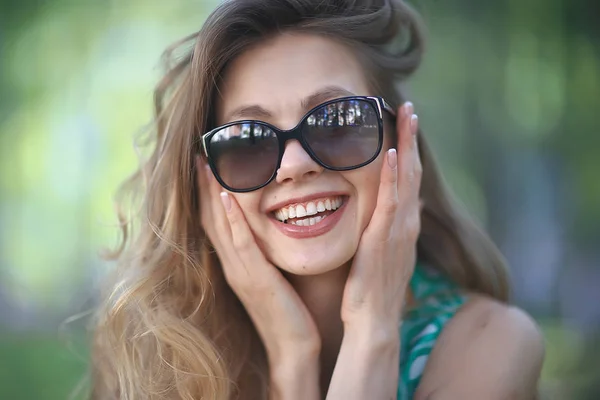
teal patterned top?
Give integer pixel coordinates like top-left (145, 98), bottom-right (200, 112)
top-left (397, 264), bottom-right (467, 399)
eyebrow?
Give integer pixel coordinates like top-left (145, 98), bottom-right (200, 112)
top-left (300, 86), bottom-right (357, 110)
top-left (224, 85), bottom-right (358, 122)
top-left (226, 105), bottom-right (273, 121)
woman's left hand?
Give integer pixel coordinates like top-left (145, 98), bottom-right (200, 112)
top-left (340, 102), bottom-right (422, 336)
top-left (326, 103), bottom-right (421, 398)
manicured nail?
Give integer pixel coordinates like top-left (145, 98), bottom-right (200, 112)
top-left (411, 114), bottom-right (418, 135)
top-left (387, 148), bottom-right (397, 169)
top-left (405, 102), bottom-right (414, 117)
top-left (220, 192), bottom-right (232, 212)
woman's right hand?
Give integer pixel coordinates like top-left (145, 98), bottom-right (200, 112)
top-left (196, 157), bottom-right (321, 374)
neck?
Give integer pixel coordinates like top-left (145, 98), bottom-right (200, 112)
top-left (283, 263), bottom-right (351, 394)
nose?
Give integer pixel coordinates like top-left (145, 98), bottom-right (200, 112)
top-left (275, 140), bottom-right (324, 185)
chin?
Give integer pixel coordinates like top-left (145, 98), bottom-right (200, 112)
top-left (262, 197), bottom-right (363, 274)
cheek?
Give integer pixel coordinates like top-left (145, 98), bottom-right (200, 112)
top-left (346, 158), bottom-right (383, 229)
top-left (231, 192), bottom-right (264, 227)
top-left (231, 191), bottom-right (276, 255)
top-left (362, 167), bottom-right (382, 220)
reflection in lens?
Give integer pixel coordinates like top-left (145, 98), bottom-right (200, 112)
top-left (304, 99), bottom-right (379, 168)
top-left (208, 123), bottom-right (279, 190)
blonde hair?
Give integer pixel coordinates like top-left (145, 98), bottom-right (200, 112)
top-left (91, 0), bottom-right (510, 398)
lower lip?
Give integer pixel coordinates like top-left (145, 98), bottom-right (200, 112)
top-left (270, 199), bottom-right (348, 239)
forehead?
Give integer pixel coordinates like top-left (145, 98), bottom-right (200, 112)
top-left (215, 33), bottom-right (372, 125)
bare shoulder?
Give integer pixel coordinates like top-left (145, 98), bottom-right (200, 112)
top-left (437, 294), bottom-right (544, 348)
top-left (414, 294), bottom-right (545, 399)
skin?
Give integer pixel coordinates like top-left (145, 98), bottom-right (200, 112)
top-left (215, 33), bottom-right (384, 277)
top-left (197, 33), bottom-right (544, 399)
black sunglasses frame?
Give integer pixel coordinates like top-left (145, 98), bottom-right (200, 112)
top-left (201, 96), bottom-right (396, 193)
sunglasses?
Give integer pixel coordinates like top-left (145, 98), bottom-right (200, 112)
top-left (201, 96), bottom-right (396, 193)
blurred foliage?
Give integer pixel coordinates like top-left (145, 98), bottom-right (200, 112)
top-left (0, 0), bottom-right (599, 399)
top-left (0, 332), bottom-right (89, 400)
top-left (1, 321), bottom-right (599, 399)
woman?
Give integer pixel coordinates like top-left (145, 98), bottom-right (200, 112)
top-left (91, 0), bottom-right (545, 399)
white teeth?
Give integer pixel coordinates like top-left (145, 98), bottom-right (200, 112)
top-left (306, 202), bottom-right (317, 216)
top-left (296, 204), bottom-right (307, 218)
top-left (317, 201), bottom-right (325, 212)
top-left (274, 196), bottom-right (344, 222)
top-left (290, 214), bottom-right (327, 226)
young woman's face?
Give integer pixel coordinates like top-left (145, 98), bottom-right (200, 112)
top-left (215, 33), bottom-right (391, 275)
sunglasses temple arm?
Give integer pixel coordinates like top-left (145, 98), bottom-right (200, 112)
top-left (381, 98), bottom-right (396, 117)
top-left (200, 133), bottom-right (209, 157)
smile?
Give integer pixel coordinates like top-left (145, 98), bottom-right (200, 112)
top-left (269, 194), bottom-right (348, 239)
top-left (273, 196), bottom-right (344, 226)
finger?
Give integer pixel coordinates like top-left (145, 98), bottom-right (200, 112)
top-left (399, 110), bottom-right (422, 201)
top-left (408, 115), bottom-right (423, 197)
top-left (365, 148), bottom-right (399, 235)
top-left (402, 118), bottom-right (423, 242)
top-left (396, 101), bottom-right (413, 152)
top-left (413, 123), bottom-right (423, 196)
top-left (220, 191), bottom-right (271, 279)
top-left (396, 102), bottom-right (414, 190)
top-left (400, 113), bottom-right (418, 185)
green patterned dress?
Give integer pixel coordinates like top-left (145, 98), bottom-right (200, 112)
top-left (397, 264), bottom-right (467, 399)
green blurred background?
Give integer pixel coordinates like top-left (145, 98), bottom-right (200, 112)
top-left (0, 0), bottom-right (598, 399)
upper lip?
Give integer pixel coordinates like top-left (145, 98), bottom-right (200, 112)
top-left (266, 191), bottom-right (348, 213)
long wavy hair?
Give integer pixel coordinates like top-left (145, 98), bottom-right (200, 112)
top-left (90, 0), bottom-right (510, 398)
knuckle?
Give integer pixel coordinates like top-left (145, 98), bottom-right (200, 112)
top-left (414, 162), bottom-right (423, 180)
top-left (406, 214), bottom-right (421, 241)
top-left (233, 233), bottom-right (253, 253)
top-left (382, 197), bottom-right (399, 215)
top-left (407, 169), bottom-right (415, 185)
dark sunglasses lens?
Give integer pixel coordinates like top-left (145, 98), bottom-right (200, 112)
top-left (303, 99), bottom-right (380, 168)
top-left (207, 123), bottom-right (279, 190)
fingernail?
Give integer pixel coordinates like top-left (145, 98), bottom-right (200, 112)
top-left (220, 192), bottom-right (232, 212)
top-left (411, 114), bottom-right (418, 135)
top-left (405, 102), bottom-right (414, 117)
top-left (387, 148), bottom-right (397, 169)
